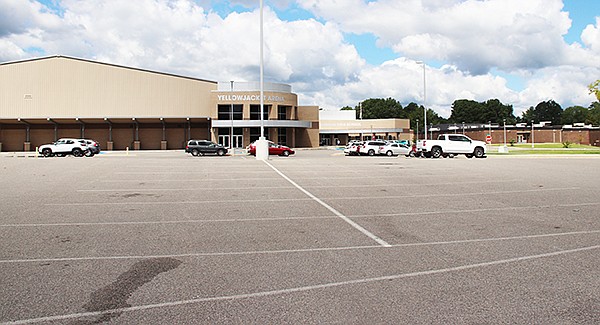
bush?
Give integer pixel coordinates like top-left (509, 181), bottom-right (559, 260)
top-left (509, 139), bottom-right (515, 146)
top-left (562, 141), bottom-right (572, 148)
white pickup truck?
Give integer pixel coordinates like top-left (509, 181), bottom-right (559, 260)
top-left (417, 134), bottom-right (487, 158)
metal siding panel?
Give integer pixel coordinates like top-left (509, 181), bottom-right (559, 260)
top-left (1, 57), bottom-right (216, 119)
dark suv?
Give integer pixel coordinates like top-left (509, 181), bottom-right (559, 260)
top-left (185, 140), bottom-right (228, 156)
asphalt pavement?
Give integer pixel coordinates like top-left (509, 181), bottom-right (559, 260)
top-left (0, 150), bottom-right (599, 324)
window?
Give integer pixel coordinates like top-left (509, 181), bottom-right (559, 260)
top-left (218, 104), bottom-right (243, 120)
top-left (449, 135), bottom-right (469, 142)
top-left (249, 127), bottom-right (270, 143)
top-left (250, 105), bottom-right (270, 120)
top-left (277, 128), bottom-right (287, 145)
top-left (278, 106), bottom-right (288, 120)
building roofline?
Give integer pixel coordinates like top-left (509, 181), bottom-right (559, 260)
top-left (0, 55), bottom-right (217, 84)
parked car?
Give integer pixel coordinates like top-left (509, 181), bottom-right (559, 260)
top-left (378, 142), bottom-right (414, 157)
top-left (185, 140), bottom-right (228, 156)
top-left (247, 141), bottom-right (295, 156)
top-left (38, 138), bottom-right (88, 157)
top-left (358, 140), bottom-right (387, 156)
top-left (79, 139), bottom-right (101, 156)
top-left (344, 141), bottom-right (363, 156)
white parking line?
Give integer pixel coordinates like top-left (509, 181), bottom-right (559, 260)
top-left (113, 171), bottom-right (275, 175)
top-left (323, 187), bottom-right (580, 200)
top-left (79, 179), bottom-right (521, 192)
top-left (6, 244), bottom-right (599, 324)
top-left (44, 187), bottom-right (582, 207)
top-left (5, 202), bottom-right (599, 228)
top-left (262, 161), bottom-right (391, 247)
top-left (99, 178), bottom-right (285, 182)
top-left (77, 186), bottom-right (295, 192)
top-left (1, 230), bottom-right (598, 264)
top-left (44, 198), bottom-right (314, 206)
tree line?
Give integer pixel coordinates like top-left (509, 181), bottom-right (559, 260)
top-left (342, 96), bottom-right (600, 130)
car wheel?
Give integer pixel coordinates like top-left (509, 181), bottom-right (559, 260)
top-left (368, 149), bottom-right (375, 156)
top-left (217, 149), bottom-right (226, 156)
top-left (431, 147), bottom-right (442, 158)
top-left (84, 150), bottom-right (94, 157)
top-left (72, 148), bottom-right (83, 157)
top-left (474, 147), bottom-right (485, 158)
top-left (191, 149), bottom-right (199, 156)
top-left (465, 154), bottom-right (474, 158)
top-left (281, 150), bottom-right (290, 157)
top-left (386, 150), bottom-right (393, 157)
top-left (408, 151), bottom-right (415, 157)
top-left (42, 148), bottom-right (52, 157)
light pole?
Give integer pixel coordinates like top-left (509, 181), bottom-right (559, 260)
top-left (503, 118), bottom-right (507, 147)
top-left (531, 120), bottom-right (535, 148)
top-left (359, 101), bottom-right (363, 120)
top-left (488, 120), bottom-right (491, 145)
top-left (416, 61), bottom-right (427, 140)
top-left (230, 80), bottom-right (234, 149)
top-left (462, 122), bottom-right (465, 135)
top-left (255, 0), bottom-right (269, 160)
top-left (430, 123), bottom-right (433, 140)
top-left (416, 118), bottom-right (419, 142)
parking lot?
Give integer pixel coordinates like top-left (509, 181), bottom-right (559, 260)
top-left (1, 150), bottom-right (599, 324)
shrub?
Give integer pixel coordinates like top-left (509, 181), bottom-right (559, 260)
top-left (562, 141), bottom-right (572, 148)
top-left (509, 139), bottom-right (515, 146)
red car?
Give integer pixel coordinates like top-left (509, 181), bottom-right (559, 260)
top-left (247, 141), bottom-right (295, 156)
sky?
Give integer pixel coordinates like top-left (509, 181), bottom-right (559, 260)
top-left (1, 0), bottom-right (600, 118)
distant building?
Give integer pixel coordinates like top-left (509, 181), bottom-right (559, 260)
top-left (0, 56), bottom-right (319, 151)
top-left (430, 122), bottom-right (600, 146)
top-left (318, 110), bottom-right (411, 145)
top-left (0, 55), bottom-right (413, 151)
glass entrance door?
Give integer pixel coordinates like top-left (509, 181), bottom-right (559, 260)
top-left (218, 135), bottom-right (230, 148)
top-left (232, 135), bottom-right (243, 148)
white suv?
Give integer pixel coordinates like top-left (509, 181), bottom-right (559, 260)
top-left (358, 140), bottom-right (387, 156)
top-left (38, 138), bottom-right (88, 157)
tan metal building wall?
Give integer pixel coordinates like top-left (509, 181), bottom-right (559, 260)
top-left (0, 56), bottom-right (216, 118)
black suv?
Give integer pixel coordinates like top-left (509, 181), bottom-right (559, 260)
top-left (185, 140), bottom-right (228, 156)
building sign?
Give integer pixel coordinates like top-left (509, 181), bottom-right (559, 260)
top-left (321, 122), bottom-right (362, 128)
top-left (217, 94), bottom-right (286, 102)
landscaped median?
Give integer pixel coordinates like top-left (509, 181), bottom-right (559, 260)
top-left (488, 143), bottom-right (600, 155)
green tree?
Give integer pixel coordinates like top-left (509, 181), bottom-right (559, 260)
top-left (340, 106), bottom-right (353, 110)
top-left (588, 101), bottom-right (600, 126)
top-left (589, 80), bottom-right (600, 101)
top-left (482, 99), bottom-right (516, 124)
top-left (449, 99), bottom-right (515, 124)
top-left (356, 98), bottom-right (403, 119)
top-left (448, 99), bottom-right (482, 123)
top-left (522, 100), bottom-right (563, 124)
top-left (561, 106), bottom-right (588, 125)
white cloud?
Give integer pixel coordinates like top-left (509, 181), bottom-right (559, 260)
top-left (1, 0), bottom-right (599, 120)
top-left (518, 65), bottom-right (599, 112)
top-left (298, 0), bottom-right (574, 74)
top-left (581, 17), bottom-right (600, 53)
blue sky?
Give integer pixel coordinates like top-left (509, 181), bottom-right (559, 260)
top-left (563, 0), bottom-right (600, 44)
top-left (2, 0), bottom-right (600, 117)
